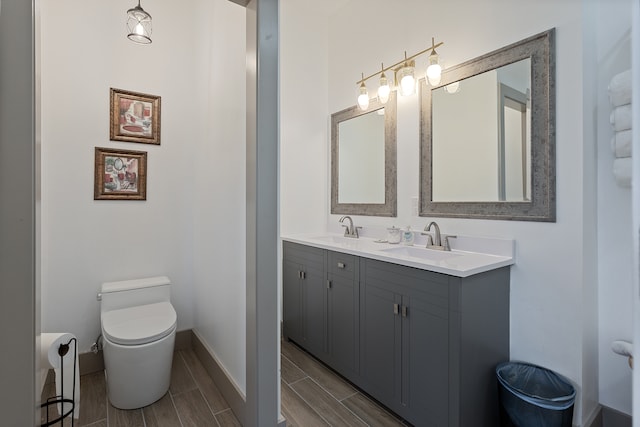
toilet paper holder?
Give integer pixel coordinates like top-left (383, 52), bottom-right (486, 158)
top-left (41, 337), bottom-right (77, 426)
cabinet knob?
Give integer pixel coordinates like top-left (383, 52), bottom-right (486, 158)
top-left (393, 303), bottom-right (400, 315)
top-left (337, 262), bottom-right (346, 269)
top-left (327, 280), bottom-right (332, 289)
top-left (402, 305), bottom-right (408, 318)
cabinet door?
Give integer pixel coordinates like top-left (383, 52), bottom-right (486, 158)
top-left (283, 257), bottom-right (303, 343)
top-left (360, 281), bottom-right (401, 407)
top-left (282, 242), bottom-right (326, 355)
top-left (327, 251), bottom-right (359, 379)
top-left (301, 259), bottom-right (326, 356)
top-left (401, 294), bottom-right (449, 427)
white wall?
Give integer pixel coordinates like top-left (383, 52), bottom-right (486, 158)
top-left (280, 0), bottom-right (331, 236)
top-left (40, 0), bottom-right (250, 397)
top-left (280, 0), bottom-right (603, 424)
top-left (40, 0), bottom-right (203, 352)
top-left (191, 0), bottom-right (248, 394)
top-left (594, 0), bottom-right (633, 415)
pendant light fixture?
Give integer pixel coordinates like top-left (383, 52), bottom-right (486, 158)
top-left (354, 38), bottom-right (444, 106)
top-left (426, 37), bottom-right (442, 86)
top-left (127, 0), bottom-right (152, 44)
top-left (357, 73), bottom-right (370, 111)
top-left (377, 64), bottom-right (391, 104)
top-left (396, 53), bottom-right (416, 96)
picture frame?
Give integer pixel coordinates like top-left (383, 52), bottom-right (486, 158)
top-left (110, 88), bottom-right (161, 144)
top-left (94, 147), bottom-right (147, 200)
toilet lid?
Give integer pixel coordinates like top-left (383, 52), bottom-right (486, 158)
top-left (102, 301), bottom-right (177, 346)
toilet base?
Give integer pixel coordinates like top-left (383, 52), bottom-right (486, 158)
top-left (103, 329), bottom-right (175, 409)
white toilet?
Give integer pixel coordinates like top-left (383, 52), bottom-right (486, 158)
top-left (99, 276), bottom-right (177, 409)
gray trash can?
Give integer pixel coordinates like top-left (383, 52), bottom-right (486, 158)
top-left (496, 362), bottom-right (575, 427)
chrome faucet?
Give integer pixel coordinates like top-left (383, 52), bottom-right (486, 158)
top-left (422, 221), bottom-right (456, 251)
top-left (424, 221), bottom-right (442, 247)
top-left (339, 216), bottom-right (361, 238)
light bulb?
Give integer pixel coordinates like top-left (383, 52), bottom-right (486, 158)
top-left (400, 75), bottom-right (415, 96)
top-left (135, 22), bottom-right (144, 35)
top-left (426, 51), bottom-right (442, 86)
top-left (357, 82), bottom-right (369, 110)
top-left (378, 73), bottom-right (390, 104)
top-left (397, 64), bottom-right (415, 96)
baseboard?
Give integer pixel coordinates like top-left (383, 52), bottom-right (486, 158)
top-left (585, 405), bottom-right (632, 427)
top-left (191, 329), bottom-right (247, 426)
top-left (174, 328), bottom-right (192, 350)
top-left (79, 350), bottom-right (104, 376)
top-left (78, 329), bottom-right (193, 376)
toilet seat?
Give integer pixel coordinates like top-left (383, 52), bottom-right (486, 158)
top-left (102, 301), bottom-right (177, 346)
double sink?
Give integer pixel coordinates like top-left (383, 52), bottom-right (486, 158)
top-left (282, 233), bottom-right (515, 278)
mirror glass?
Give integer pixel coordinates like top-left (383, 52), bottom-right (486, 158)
top-left (431, 59), bottom-right (531, 202)
top-left (331, 92), bottom-right (397, 216)
top-left (338, 110), bottom-right (385, 203)
top-left (420, 29), bottom-right (555, 221)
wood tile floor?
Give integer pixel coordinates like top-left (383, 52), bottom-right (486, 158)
top-left (281, 340), bottom-right (408, 427)
top-left (42, 343), bottom-right (406, 427)
top-left (41, 348), bottom-right (241, 427)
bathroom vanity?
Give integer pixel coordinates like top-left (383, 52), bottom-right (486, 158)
top-left (282, 234), bottom-right (514, 426)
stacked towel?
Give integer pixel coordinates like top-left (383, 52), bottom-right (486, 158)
top-left (613, 158), bottom-right (632, 188)
top-left (608, 69), bottom-right (632, 107)
top-left (608, 69), bottom-right (632, 187)
top-left (610, 129), bottom-right (632, 158)
top-left (610, 104), bottom-right (632, 132)
top-left (611, 339), bottom-right (633, 369)
top-left (609, 70), bottom-right (631, 107)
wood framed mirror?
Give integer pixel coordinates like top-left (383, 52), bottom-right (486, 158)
top-left (420, 29), bottom-right (555, 221)
top-left (331, 91), bottom-right (397, 216)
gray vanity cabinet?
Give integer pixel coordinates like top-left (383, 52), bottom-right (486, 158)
top-left (326, 251), bottom-right (360, 379)
top-left (360, 258), bottom-right (450, 426)
top-left (282, 242), bottom-right (327, 357)
top-left (283, 240), bottom-right (510, 427)
top-left (283, 242), bottom-right (360, 377)
top-left (361, 258), bottom-right (510, 427)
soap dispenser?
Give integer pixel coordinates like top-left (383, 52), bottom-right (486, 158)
top-left (402, 226), bottom-right (414, 246)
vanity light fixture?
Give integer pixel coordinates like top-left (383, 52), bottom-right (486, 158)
top-left (377, 64), bottom-right (391, 104)
top-left (357, 73), bottom-right (370, 111)
top-left (426, 37), bottom-right (442, 85)
top-left (127, 0), bottom-right (152, 44)
top-left (397, 54), bottom-right (416, 96)
top-left (355, 38), bottom-right (444, 108)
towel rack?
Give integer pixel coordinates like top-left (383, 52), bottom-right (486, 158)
top-left (41, 337), bottom-right (77, 426)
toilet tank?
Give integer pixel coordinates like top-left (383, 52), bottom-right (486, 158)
top-left (100, 276), bottom-right (171, 313)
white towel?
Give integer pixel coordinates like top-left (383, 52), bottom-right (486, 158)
top-left (612, 340), bottom-right (633, 369)
top-left (610, 130), bottom-right (632, 158)
top-left (610, 104), bottom-right (632, 132)
top-left (608, 69), bottom-right (632, 107)
top-left (613, 157), bottom-right (632, 188)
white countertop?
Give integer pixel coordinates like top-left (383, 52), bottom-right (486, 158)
top-left (282, 233), bottom-right (515, 278)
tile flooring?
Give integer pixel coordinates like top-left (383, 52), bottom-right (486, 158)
top-left (41, 348), bottom-right (240, 427)
top-left (280, 340), bottom-right (408, 427)
top-left (42, 342), bottom-right (406, 427)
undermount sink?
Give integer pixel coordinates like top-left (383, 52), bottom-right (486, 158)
top-left (380, 245), bottom-right (463, 261)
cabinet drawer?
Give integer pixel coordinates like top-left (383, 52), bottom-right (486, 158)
top-left (328, 251), bottom-right (358, 279)
top-left (283, 241), bottom-right (325, 271)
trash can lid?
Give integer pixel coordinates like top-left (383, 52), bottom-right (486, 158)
top-left (496, 361), bottom-right (576, 404)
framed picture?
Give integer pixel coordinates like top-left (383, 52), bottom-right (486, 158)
top-left (94, 147), bottom-right (147, 200)
top-left (110, 88), bottom-right (161, 144)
